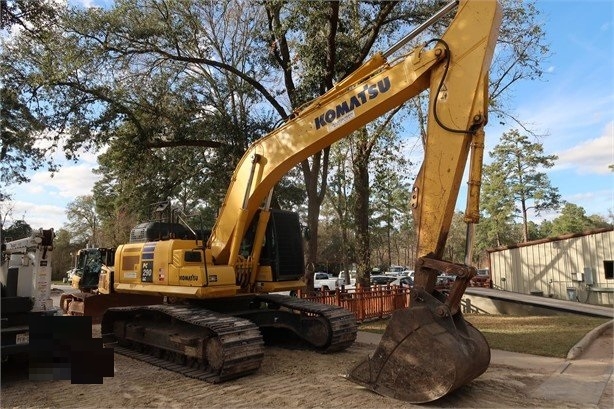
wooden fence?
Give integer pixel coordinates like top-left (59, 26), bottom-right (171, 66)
top-left (299, 285), bottom-right (411, 322)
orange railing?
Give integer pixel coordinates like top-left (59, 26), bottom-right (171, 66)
top-left (299, 285), bottom-right (411, 322)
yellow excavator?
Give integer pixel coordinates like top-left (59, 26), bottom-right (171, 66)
top-left (89, 0), bottom-right (501, 403)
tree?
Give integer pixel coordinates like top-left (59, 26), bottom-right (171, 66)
top-left (82, 0), bottom-right (277, 229)
top-left (0, 200), bottom-right (14, 243)
top-left (2, 0), bottom-right (277, 236)
top-left (65, 195), bottom-right (99, 246)
top-left (341, 110), bottom-right (409, 286)
top-left (445, 212), bottom-right (468, 263)
top-left (324, 139), bottom-right (356, 279)
top-left (351, 127), bottom-right (374, 287)
top-left (479, 160), bottom-right (517, 248)
top-left (2, 219), bottom-right (32, 241)
top-left (488, 1), bottom-right (550, 132)
top-left (388, 0), bottom-right (550, 261)
top-left (263, 0), bottom-right (408, 289)
top-left (487, 129), bottom-right (561, 242)
top-left (396, 207), bottom-right (417, 269)
top-left (370, 128), bottom-right (412, 268)
top-left (2, 0), bottom-right (551, 278)
top-left (52, 228), bottom-right (79, 281)
top-left (1, 0), bottom-right (57, 30)
top-left (588, 214), bottom-right (613, 230)
top-left (549, 203), bottom-right (612, 236)
top-left (0, 0), bottom-right (58, 200)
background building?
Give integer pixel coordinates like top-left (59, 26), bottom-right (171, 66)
top-left (487, 228), bottom-right (614, 306)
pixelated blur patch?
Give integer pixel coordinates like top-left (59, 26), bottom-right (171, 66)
top-left (28, 315), bottom-right (114, 383)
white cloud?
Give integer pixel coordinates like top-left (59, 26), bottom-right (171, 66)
top-left (518, 93), bottom-right (613, 146)
top-left (565, 189), bottom-right (611, 206)
top-left (554, 121), bottom-right (614, 175)
top-left (565, 189), bottom-right (613, 218)
top-left (4, 126), bottom-right (106, 230)
top-left (600, 21), bottom-right (611, 33)
top-left (7, 161), bottom-right (101, 230)
top-left (10, 200), bottom-right (67, 231)
top-left (28, 163), bottom-right (101, 198)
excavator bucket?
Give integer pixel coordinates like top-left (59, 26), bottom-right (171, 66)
top-left (347, 289), bottom-right (490, 403)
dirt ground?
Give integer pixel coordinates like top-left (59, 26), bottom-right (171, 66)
top-left (1, 289), bottom-right (611, 409)
top-left (1, 324), bottom-right (611, 409)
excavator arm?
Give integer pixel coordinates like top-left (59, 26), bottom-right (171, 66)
top-left (203, 0), bottom-right (501, 402)
top-left (346, 1), bottom-right (502, 401)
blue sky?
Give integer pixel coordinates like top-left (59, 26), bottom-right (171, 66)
top-left (5, 0), bottom-right (613, 231)
top-left (502, 0), bottom-right (613, 221)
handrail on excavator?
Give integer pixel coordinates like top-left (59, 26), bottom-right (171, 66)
top-left (383, 0), bottom-right (459, 58)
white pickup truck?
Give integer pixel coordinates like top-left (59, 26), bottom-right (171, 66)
top-left (313, 272), bottom-right (343, 292)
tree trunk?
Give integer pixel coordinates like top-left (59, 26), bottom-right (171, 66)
top-left (353, 138), bottom-right (372, 288)
top-left (521, 197), bottom-right (529, 242)
top-left (302, 149), bottom-right (330, 294)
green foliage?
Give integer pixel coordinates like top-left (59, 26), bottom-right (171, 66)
top-left (1, 0), bottom-right (284, 239)
top-left (485, 129), bottom-right (561, 242)
top-left (0, 0), bottom-right (60, 199)
top-left (445, 212), bottom-right (469, 263)
top-left (525, 220), bottom-right (542, 241)
top-left (1, 0), bottom-right (57, 29)
top-left (65, 195), bottom-right (99, 246)
top-left (370, 134), bottom-right (413, 267)
top-left (0, 87), bottom-right (47, 195)
top-left (322, 140), bottom-right (357, 271)
top-left (51, 228), bottom-right (82, 280)
top-left (479, 161), bottom-right (517, 247)
top-left (548, 203), bottom-right (613, 236)
top-left (2, 219), bottom-right (32, 241)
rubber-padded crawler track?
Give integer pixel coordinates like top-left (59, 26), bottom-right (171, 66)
top-left (101, 304), bottom-right (264, 383)
top-left (256, 294), bottom-right (357, 352)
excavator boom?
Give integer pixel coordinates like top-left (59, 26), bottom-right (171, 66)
top-left (207, 0), bottom-right (500, 278)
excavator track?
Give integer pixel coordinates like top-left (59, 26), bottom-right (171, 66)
top-left (254, 294), bottom-right (357, 352)
top-left (101, 304), bottom-right (264, 383)
top-left (101, 295), bottom-right (357, 383)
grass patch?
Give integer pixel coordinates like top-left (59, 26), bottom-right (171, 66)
top-left (359, 314), bottom-right (609, 358)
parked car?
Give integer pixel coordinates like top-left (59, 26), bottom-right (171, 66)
top-left (470, 268), bottom-right (492, 288)
top-left (390, 276), bottom-right (413, 288)
top-left (370, 275), bottom-right (397, 285)
top-left (435, 273), bottom-right (455, 290)
top-left (385, 265), bottom-right (406, 277)
top-left (313, 272), bottom-right (343, 292)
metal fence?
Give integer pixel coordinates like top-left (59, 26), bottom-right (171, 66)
top-left (299, 285), bottom-right (411, 322)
